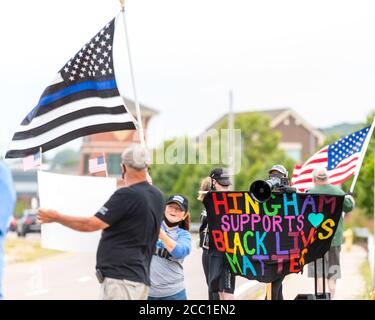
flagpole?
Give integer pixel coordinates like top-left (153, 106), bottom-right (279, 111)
top-left (349, 117), bottom-right (375, 193)
top-left (119, 1), bottom-right (146, 147)
top-left (102, 151), bottom-right (108, 177)
top-left (39, 146), bottom-right (43, 170)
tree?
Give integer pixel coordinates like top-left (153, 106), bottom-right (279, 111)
top-left (50, 149), bottom-right (80, 170)
top-left (354, 111), bottom-right (375, 218)
top-left (150, 112), bottom-right (295, 221)
top-left (216, 112), bottom-right (295, 190)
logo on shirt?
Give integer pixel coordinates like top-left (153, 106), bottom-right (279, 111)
top-left (98, 206), bottom-right (108, 216)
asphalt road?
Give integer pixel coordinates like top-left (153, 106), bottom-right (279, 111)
top-left (3, 233), bottom-right (256, 300)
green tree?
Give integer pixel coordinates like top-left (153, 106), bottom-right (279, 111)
top-left (217, 112), bottom-right (294, 190)
top-left (50, 149), bottom-right (80, 170)
top-left (354, 111), bottom-right (375, 218)
top-left (150, 112), bottom-right (295, 222)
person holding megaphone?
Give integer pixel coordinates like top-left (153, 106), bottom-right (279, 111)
top-left (249, 164), bottom-right (295, 300)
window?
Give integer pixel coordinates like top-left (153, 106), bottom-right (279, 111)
top-left (108, 154), bottom-right (122, 176)
top-left (279, 143), bottom-right (302, 162)
top-left (285, 149), bottom-right (301, 162)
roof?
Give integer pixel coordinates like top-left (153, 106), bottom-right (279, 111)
top-left (123, 97), bottom-right (159, 118)
top-left (207, 107), bottom-right (289, 130)
top-left (258, 108), bottom-right (289, 119)
top-left (205, 107), bottom-right (325, 145)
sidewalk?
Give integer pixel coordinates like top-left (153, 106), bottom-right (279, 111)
top-left (282, 244), bottom-right (367, 300)
top-left (185, 234), bottom-right (259, 300)
top-left (186, 235), bottom-right (368, 300)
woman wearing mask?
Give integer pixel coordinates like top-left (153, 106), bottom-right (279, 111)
top-left (197, 177), bottom-right (219, 300)
top-left (148, 194), bottom-right (192, 300)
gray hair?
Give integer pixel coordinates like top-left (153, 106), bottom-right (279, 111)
top-left (121, 144), bottom-right (151, 170)
top-left (312, 167), bottom-right (328, 182)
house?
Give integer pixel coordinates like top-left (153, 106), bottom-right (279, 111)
top-left (206, 108), bottom-right (325, 162)
top-left (79, 98), bottom-right (158, 176)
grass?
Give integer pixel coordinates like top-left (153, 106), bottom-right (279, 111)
top-left (344, 208), bottom-right (373, 241)
top-left (245, 284), bottom-right (266, 300)
top-left (358, 259), bottom-right (373, 299)
top-left (4, 238), bottom-right (61, 264)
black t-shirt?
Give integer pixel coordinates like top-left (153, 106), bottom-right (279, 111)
top-left (95, 181), bottom-right (164, 285)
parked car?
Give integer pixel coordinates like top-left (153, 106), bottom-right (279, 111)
top-left (8, 217), bottom-right (17, 232)
top-left (16, 209), bottom-right (40, 237)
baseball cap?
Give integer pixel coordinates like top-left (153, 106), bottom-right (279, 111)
top-left (209, 168), bottom-right (232, 186)
top-left (166, 194), bottom-right (189, 212)
top-left (268, 164), bottom-right (288, 177)
top-left (312, 168), bottom-right (328, 181)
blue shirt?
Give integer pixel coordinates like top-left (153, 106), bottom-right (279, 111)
top-left (149, 222), bottom-right (192, 297)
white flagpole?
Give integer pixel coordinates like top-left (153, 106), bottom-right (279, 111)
top-left (39, 146), bottom-right (43, 170)
top-left (349, 117), bottom-right (375, 193)
top-left (119, 1), bottom-right (146, 147)
top-left (228, 90), bottom-right (235, 190)
top-left (102, 151), bottom-right (108, 177)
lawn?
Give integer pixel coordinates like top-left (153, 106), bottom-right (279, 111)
top-left (4, 237), bottom-right (61, 264)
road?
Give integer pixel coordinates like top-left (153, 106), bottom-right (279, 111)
top-left (3, 233), bottom-right (257, 300)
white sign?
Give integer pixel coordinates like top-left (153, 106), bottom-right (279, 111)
top-left (38, 171), bottom-right (117, 252)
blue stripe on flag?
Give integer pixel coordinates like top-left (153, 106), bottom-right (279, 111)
top-left (37, 79), bottom-right (117, 107)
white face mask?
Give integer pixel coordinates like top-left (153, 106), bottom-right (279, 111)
top-left (165, 203), bottom-right (186, 226)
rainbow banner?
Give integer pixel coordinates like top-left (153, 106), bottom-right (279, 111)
top-left (203, 191), bottom-right (344, 282)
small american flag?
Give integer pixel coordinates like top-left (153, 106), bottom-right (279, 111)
top-left (89, 155), bottom-right (107, 174)
top-left (292, 125), bottom-right (372, 192)
top-left (23, 152), bottom-right (41, 171)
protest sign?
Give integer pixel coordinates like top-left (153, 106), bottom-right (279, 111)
top-left (204, 191), bottom-right (344, 282)
top-left (38, 171), bottom-right (116, 252)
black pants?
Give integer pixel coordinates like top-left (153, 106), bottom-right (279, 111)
top-left (202, 249), bottom-right (220, 300)
top-left (266, 277), bottom-right (284, 300)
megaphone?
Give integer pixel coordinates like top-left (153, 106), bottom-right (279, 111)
top-left (249, 180), bottom-right (272, 203)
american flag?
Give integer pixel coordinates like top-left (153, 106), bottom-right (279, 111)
top-left (89, 155), bottom-right (107, 174)
top-left (6, 16), bottom-right (136, 159)
top-left (292, 125), bottom-right (372, 192)
top-left (23, 151), bottom-right (42, 171)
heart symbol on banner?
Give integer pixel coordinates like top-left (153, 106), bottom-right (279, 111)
top-left (308, 213), bottom-right (324, 228)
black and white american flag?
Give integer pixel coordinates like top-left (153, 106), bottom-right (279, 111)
top-left (6, 16), bottom-right (136, 159)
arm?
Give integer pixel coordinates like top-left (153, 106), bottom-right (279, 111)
top-left (170, 231), bottom-right (192, 259)
top-left (38, 208), bottom-right (109, 232)
top-left (343, 194), bottom-right (355, 213)
top-left (159, 228), bottom-right (177, 253)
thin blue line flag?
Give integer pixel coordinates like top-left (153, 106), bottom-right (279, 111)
top-left (6, 16), bottom-right (136, 159)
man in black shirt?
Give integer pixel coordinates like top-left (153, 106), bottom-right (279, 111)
top-left (38, 144), bottom-right (164, 299)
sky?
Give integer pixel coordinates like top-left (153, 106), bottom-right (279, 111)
top-left (1, 0), bottom-right (375, 158)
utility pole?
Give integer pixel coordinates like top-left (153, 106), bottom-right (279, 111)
top-left (228, 90), bottom-right (235, 190)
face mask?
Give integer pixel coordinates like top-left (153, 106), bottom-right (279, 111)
top-left (164, 216), bottom-right (180, 228)
top-left (121, 164), bottom-right (126, 180)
